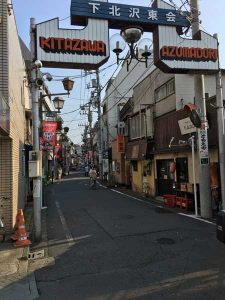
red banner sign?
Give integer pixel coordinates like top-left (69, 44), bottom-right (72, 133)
top-left (42, 121), bottom-right (57, 147)
top-left (117, 134), bottom-right (125, 153)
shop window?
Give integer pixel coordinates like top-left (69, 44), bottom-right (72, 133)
top-left (176, 157), bottom-right (188, 183)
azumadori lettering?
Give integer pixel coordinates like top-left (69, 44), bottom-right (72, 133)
top-left (160, 46), bottom-right (218, 62)
top-left (39, 37), bottom-right (106, 56)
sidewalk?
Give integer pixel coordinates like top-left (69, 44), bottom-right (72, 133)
top-left (0, 206), bottom-right (39, 300)
top-left (0, 239), bottom-right (39, 300)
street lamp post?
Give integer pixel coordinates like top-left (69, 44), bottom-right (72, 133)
top-left (30, 18), bottom-right (42, 241)
top-left (53, 97), bottom-right (65, 113)
top-left (110, 26), bottom-right (152, 71)
top-left (30, 18), bottom-right (74, 240)
top-left (190, 136), bottom-right (198, 217)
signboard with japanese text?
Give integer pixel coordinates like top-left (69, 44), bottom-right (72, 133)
top-left (198, 128), bottom-right (209, 165)
top-left (178, 117), bottom-right (197, 135)
top-left (44, 111), bottom-right (57, 122)
top-left (70, 0), bottom-right (190, 31)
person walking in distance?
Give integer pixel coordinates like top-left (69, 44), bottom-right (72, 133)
top-left (85, 165), bottom-right (89, 177)
top-left (89, 166), bottom-right (97, 189)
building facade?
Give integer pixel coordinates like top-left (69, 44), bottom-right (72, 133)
top-left (104, 59), bottom-right (225, 212)
top-left (0, 0), bottom-right (30, 232)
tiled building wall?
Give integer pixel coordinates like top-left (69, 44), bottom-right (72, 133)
top-left (10, 102), bottom-right (26, 229)
top-left (8, 4), bottom-right (28, 231)
top-left (0, 0), bottom-right (28, 232)
top-left (0, 137), bottom-right (12, 232)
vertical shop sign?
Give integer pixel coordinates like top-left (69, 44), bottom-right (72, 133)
top-left (117, 134), bottom-right (125, 153)
top-left (198, 128), bottom-right (209, 165)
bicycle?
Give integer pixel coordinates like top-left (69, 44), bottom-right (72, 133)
top-left (0, 218), bottom-right (5, 243)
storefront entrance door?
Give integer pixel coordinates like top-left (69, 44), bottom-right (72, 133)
top-left (156, 159), bottom-right (174, 195)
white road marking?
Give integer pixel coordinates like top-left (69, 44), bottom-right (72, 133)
top-left (178, 213), bottom-right (215, 225)
top-left (100, 185), bottom-right (215, 226)
top-left (110, 188), bottom-right (154, 206)
top-left (55, 200), bottom-right (74, 245)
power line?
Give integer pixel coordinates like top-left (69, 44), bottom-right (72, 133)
top-left (60, 108), bottom-right (80, 115)
top-left (46, 63), bottom-right (117, 80)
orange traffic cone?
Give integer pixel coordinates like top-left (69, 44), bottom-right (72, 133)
top-left (11, 209), bottom-right (25, 241)
top-left (14, 210), bottom-right (31, 247)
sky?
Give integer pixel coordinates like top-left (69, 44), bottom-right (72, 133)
top-left (13, 0), bottom-right (224, 145)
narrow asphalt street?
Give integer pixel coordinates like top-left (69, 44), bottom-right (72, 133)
top-left (33, 172), bottom-right (225, 300)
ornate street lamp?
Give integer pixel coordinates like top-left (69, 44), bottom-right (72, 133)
top-left (53, 97), bottom-right (65, 113)
top-left (62, 77), bottom-right (74, 94)
top-left (110, 26), bottom-right (152, 71)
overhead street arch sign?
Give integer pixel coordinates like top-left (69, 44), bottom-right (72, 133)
top-left (35, 0), bottom-right (219, 73)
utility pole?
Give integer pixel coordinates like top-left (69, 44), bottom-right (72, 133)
top-left (96, 69), bottom-right (103, 180)
top-left (88, 102), bottom-right (93, 164)
top-left (30, 18), bottom-right (42, 240)
top-left (190, 0), bottom-right (212, 218)
top-left (214, 34), bottom-right (225, 209)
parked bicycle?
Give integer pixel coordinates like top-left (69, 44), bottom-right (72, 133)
top-left (0, 218), bottom-right (5, 242)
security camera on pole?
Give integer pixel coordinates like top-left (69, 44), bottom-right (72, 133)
top-left (30, 18), bottom-right (42, 241)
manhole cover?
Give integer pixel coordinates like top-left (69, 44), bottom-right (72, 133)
top-left (157, 238), bottom-right (175, 245)
top-left (28, 249), bottom-right (45, 260)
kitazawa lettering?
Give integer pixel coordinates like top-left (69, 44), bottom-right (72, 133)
top-left (40, 37), bottom-right (106, 56)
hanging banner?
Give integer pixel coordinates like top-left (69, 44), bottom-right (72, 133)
top-left (54, 145), bottom-right (62, 159)
top-left (42, 121), bottom-right (57, 148)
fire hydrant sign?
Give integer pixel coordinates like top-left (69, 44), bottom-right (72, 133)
top-left (198, 128), bottom-right (209, 165)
